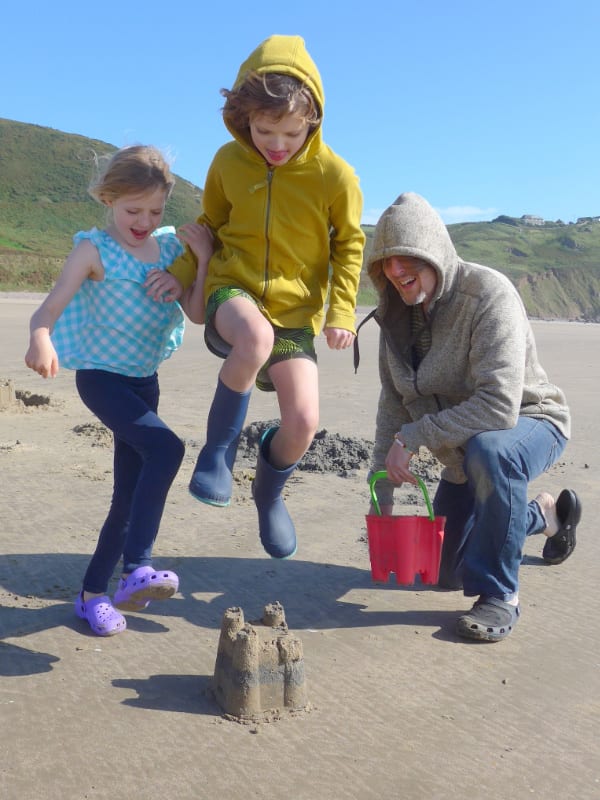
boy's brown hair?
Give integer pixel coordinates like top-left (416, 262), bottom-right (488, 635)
top-left (221, 71), bottom-right (321, 132)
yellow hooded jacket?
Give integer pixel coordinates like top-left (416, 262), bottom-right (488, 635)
top-left (168, 35), bottom-right (365, 334)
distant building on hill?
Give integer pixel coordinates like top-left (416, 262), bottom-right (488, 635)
top-left (521, 215), bottom-right (545, 226)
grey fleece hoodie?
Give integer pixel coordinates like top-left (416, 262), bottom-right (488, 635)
top-left (366, 192), bottom-right (570, 499)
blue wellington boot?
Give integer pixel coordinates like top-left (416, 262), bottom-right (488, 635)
top-left (189, 379), bottom-right (251, 506)
top-left (252, 427), bottom-right (298, 559)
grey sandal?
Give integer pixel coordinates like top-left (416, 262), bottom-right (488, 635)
top-left (456, 596), bottom-right (520, 642)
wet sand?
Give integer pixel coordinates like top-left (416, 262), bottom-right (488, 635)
top-left (1, 295), bottom-right (599, 800)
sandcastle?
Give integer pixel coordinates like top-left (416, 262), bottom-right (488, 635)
top-left (0, 380), bottom-right (15, 410)
top-left (212, 601), bottom-right (308, 720)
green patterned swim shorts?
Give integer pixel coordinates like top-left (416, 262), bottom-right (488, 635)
top-left (204, 287), bottom-right (317, 392)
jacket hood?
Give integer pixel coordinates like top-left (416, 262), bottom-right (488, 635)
top-left (227, 35), bottom-right (324, 158)
top-left (367, 192), bottom-right (459, 306)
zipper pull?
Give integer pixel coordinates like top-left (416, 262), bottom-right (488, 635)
top-left (250, 168), bottom-right (274, 194)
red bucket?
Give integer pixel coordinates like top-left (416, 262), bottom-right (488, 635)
top-left (366, 471), bottom-right (445, 585)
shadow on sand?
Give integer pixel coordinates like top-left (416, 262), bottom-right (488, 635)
top-left (0, 552), bottom-right (466, 678)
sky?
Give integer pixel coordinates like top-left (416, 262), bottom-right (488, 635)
top-left (1, 0), bottom-right (598, 225)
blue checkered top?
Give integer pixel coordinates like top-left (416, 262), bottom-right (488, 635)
top-left (51, 227), bottom-right (185, 377)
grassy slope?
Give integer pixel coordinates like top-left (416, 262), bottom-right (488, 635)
top-left (1, 118), bottom-right (599, 319)
top-left (360, 218), bottom-right (600, 319)
top-left (0, 118), bottom-right (203, 290)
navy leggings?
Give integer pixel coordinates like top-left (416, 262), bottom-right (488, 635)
top-left (76, 370), bottom-right (185, 594)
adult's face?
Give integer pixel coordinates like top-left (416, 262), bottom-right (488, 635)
top-left (383, 256), bottom-right (437, 311)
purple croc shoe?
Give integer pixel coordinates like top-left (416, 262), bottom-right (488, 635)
top-left (113, 566), bottom-right (179, 612)
top-left (75, 592), bottom-right (126, 636)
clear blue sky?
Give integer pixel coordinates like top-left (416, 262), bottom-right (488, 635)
top-left (1, 0), bottom-right (598, 225)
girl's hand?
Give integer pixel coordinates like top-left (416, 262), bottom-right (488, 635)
top-left (145, 269), bottom-right (183, 302)
top-left (178, 223), bottom-right (214, 263)
top-left (25, 331), bottom-right (59, 378)
top-left (324, 327), bottom-right (355, 350)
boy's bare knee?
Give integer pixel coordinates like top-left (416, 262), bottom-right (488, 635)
top-left (285, 414), bottom-right (318, 450)
top-left (233, 325), bottom-right (274, 368)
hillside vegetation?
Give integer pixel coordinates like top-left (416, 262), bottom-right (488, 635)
top-left (0, 118), bottom-right (203, 291)
top-left (1, 118), bottom-right (599, 320)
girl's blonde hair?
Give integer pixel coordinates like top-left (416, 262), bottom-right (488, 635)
top-left (221, 71), bottom-right (321, 132)
top-left (88, 145), bottom-right (175, 205)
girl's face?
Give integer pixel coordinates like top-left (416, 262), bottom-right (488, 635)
top-left (383, 256), bottom-right (438, 311)
top-left (107, 187), bottom-right (167, 249)
top-left (249, 111), bottom-right (310, 166)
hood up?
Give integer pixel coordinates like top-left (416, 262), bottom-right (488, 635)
top-left (366, 192), bottom-right (459, 306)
top-left (227, 34), bottom-right (324, 157)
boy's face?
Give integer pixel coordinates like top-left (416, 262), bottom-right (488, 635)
top-left (249, 111), bottom-right (310, 166)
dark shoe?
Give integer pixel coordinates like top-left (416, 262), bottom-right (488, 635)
top-left (188, 379), bottom-right (251, 506)
top-left (542, 489), bottom-right (581, 565)
top-left (189, 444), bottom-right (237, 507)
top-left (252, 427), bottom-right (298, 559)
top-left (456, 596), bottom-right (520, 642)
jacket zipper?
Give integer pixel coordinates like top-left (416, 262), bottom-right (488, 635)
top-left (261, 168), bottom-right (274, 303)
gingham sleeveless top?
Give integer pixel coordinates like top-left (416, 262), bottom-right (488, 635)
top-left (51, 227), bottom-right (185, 377)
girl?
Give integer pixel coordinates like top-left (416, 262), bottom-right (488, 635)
top-left (25, 145), bottom-right (211, 636)
top-left (147, 35), bottom-right (365, 559)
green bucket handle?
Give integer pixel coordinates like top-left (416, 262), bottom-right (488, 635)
top-left (369, 470), bottom-right (435, 521)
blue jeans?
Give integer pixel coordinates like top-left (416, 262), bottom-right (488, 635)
top-left (76, 370), bottom-right (185, 594)
top-left (433, 417), bottom-right (567, 601)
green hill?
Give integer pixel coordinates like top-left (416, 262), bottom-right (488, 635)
top-left (1, 118), bottom-right (599, 320)
top-left (0, 118), bottom-right (203, 290)
top-left (360, 216), bottom-right (600, 320)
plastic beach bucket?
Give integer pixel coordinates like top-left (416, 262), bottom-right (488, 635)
top-left (366, 470), bottom-right (446, 585)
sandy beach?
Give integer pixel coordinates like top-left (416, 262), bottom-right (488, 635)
top-left (1, 294), bottom-right (599, 800)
